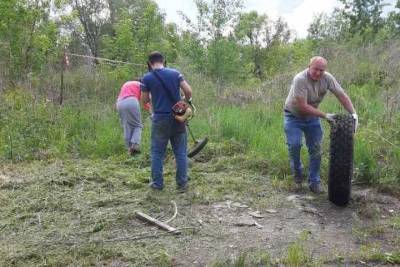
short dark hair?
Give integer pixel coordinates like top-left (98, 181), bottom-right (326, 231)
top-left (148, 51), bottom-right (164, 64)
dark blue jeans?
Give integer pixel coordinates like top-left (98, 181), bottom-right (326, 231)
top-left (284, 112), bottom-right (323, 185)
top-left (150, 115), bottom-right (187, 189)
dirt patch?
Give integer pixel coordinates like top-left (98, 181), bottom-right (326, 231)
top-left (127, 187), bottom-right (400, 266)
top-left (170, 193), bottom-right (356, 265)
top-left (142, 186), bottom-right (400, 266)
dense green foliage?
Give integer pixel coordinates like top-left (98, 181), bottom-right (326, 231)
top-left (0, 0), bottom-right (399, 192)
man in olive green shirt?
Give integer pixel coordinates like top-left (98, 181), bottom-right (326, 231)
top-left (284, 56), bottom-right (358, 193)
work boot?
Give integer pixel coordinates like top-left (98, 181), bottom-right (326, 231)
top-left (294, 175), bottom-right (304, 184)
top-left (294, 175), bottom-right (304, 190)
top-left (309, 183), bottom-right (323, 194)
top-left (149, 182), bottom-right (163, 191)
top-left (177, 183), bottom-right (189, 193)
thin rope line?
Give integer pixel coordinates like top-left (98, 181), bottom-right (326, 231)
top-left (65, 52), bottom-right (146, 67)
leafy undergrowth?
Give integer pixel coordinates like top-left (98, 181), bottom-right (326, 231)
top-left (0, 142), bottom-right (399, 266)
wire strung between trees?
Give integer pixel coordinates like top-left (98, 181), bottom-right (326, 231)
top-left (65, 52), bottom-right (178, 68)
top-left (65, 52), bottom-right (146, 67)
top-left (59, 52), bottom-right (179, 105)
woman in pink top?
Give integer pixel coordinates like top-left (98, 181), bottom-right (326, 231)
top-left (116, 80), bottom-right (151, 155)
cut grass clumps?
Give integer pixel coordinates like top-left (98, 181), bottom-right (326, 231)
top-left (0, 159), bottom-right (182, 266)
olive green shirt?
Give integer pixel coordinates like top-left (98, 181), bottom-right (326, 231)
top-left (284, 69), bottom-right (344, 116)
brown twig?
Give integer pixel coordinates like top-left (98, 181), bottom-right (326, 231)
top-left (136, 211), bottom-right (180, 233)
top-left (165, 201), bottom-right (178, 223)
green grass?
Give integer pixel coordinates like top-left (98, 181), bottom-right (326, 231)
top-left (280, 230), bottom-right (322, 267)
top-left (358, 244), bottom-right (400, 264)
top-left (0, 79), bottom-right (400, 191)
top-left (209, 231), bottom-right (322, 267)
top-left (210, 251), bottom-right (273, 267)
top-left (390, 215), bottom-right (400, 230)
top-left (0, 89), bottom-right (127, 160)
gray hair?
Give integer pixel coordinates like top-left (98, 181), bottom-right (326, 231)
top-left (309, 56), bottom-right (327, 66)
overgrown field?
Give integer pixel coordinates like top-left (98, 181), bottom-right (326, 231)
top-left (1, 42), bottom-right (400, 265)
top-left (0, 64), bottom-right (399, 192)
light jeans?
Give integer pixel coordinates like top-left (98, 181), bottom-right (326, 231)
top-left (284, 111), bottom-right (323, 185)
top-left (116, 97), bottom-right (142, 148)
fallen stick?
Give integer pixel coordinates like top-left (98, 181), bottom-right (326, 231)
top-left (165, 201), bottom-right (178, 223)
top-left (135, 211), bottom-right (180, 234)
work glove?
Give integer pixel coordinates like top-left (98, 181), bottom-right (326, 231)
top-left (351, 113), bottom-right (358, 133)
top-left (325, 113), bottom-right (335, 122)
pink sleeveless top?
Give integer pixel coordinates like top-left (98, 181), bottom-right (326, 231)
top-left (117, 81), bottom-right (150, 110)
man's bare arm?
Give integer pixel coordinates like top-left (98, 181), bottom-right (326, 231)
top-left (333, 91), bottom-right (356, 114)
top-left (141, 91), bottom-right (150, 105)
top-left (294, 97), bottom-right (326, 118)
top-left (180, 80), bottom-right (192, 101)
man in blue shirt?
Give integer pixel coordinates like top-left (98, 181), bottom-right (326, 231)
top-left (141, 51), bottom-right (193, 192)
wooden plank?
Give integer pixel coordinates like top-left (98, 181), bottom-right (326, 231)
top-left (135, 211), bottom-right (180, 234)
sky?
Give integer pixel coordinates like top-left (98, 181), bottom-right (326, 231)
top-left (154, 0), bottom-right (396, 38)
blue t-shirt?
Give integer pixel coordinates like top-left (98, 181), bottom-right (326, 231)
top-left (141, 68), bottom-right (184, 115)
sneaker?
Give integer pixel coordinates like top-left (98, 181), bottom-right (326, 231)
top-left (129, 143), bottom-right (140, 155)
top-left (309, 183), bottom-right (323, 194)
top-left (177, 183), bottom-right (188, 193)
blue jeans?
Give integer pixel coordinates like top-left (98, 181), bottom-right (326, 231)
top-left (150, 114), bottom-right (187, 189)
top-left (284, 112), bottom-right (323, 185)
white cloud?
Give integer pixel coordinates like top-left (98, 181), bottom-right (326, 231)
top-left (241, 0), bottom-right (340, 38)
top-left (155, 0), bottom-right (396, 38)
top-left (156, 0), bottom-right (196, 27)
top-left (283, 0), bottom-right (340, 38)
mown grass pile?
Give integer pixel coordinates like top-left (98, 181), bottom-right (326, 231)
top-left (0, 141), bottom-right (279, 266)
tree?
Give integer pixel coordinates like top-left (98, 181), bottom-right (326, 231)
top-left (131, 0), bottom-right (166, 61)
top-left (387, 0), bottom-right (400, 36)
top-left (71, 0), bottom-right (109, 61)
top-left (0, 0), bottom-right (59, 81)
top-left (234, 11), bottom-right (290, 78)
top-left (307, 9), bottom-right (350, 41)
top-left (179, 0), bottom-right (244, 81)
top-left (339, 0), bottom-right (386, 36)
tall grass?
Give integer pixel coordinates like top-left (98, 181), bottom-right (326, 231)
top-left (1, 40), bottom-right (400, 192)
top-left (0, 89), bottom-right (127, 160)
top-left (207, 103), bottom-right (287, 175)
